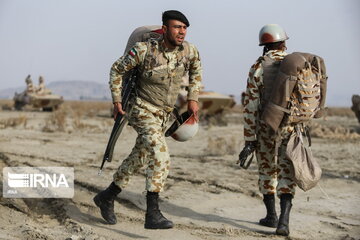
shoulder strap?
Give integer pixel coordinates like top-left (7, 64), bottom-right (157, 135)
top-left (140, 39), bottom-right (157, 71)
top-left (180, 41), bottom-right (191, 62)
top-left (261, 55), bottom-right (281, 105)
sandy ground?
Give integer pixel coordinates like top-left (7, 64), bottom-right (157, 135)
top-left (0, 105), bottom-right (359, 240)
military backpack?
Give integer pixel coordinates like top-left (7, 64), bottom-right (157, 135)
top-left (261, 52), bottom-right (327, 132)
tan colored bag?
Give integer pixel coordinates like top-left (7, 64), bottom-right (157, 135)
top-left (261, 52), bottom-right (327, 132)
top-left (286, 128), bottom-right (322, 191)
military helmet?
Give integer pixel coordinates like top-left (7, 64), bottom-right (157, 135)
top-left (259, 24), bottom-right (289, 46)
top-left (165, 111), bottom-right (198, 142)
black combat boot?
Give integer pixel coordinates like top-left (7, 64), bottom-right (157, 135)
top-left (144, 191), bottom-right (173, 229)
top-left (93, 182), bottom-right (122, 224)
top-left (276, 193), bottom-right (293, 236)
top-left (259, 194), bottom-right (278, 228)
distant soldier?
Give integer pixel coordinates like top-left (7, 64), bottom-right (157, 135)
top-left (37, 76), bottom-right (46, 94)
top-left (25, 75), bottom-right (35, 93)
top-left (351, 95), bottom-right (360, 123)
top-left (241, 91), bottom-right (246, 106)
top-left (240, 24), bottom-right (292, 235)
top-left (93, 10), bottom-right (202, 229)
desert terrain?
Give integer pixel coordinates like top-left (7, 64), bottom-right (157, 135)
top-left (0, 100), bottom-right (359, 240)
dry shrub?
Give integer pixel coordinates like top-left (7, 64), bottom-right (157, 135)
top-left (87, 101), bottom-right (112, 117)
top-left (66, 101), bottom-right (86, 123)
top-left (71, 109), bottom-right (85, 129)
top-left (201, 105), bottom-right (245, 126)
top-left (70, 104), bottom-right (101, 131)
top-left (206, 136), bottom-right (237, 156)
top-left (310, 122), bottom-right (360, 140)
top-left (71, 117), bottom-right (100, 131)
top-left (102, 118), bottom-right (114, 128)
top-left (63, 100), bottom-right (110, 118)
top-left (1, 104), bottom-right (12, 111)
top-left (326, 107), bottom-right (355, 118)
top-left (201, 113), bottom-right (228, 127)
top-left (72, 117), bottom-right (85, 130)
top-left (0, 115), bottom-right (27, 129)
top-left (42, 108), bottom-right (67, 132)
top-left (41, 101), bottom-right (109, 132)
top-left (0, 99), bottom-right (13, 110)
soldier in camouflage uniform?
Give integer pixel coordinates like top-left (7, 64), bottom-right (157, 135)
top-left (25, 75), bottom-right (34, 93)
top-left (37, 76), bottom-right (46, 94)
top-left (94, 10), bottom-right (202, 229)
top-left (241, 24), bottom-right (295, 236)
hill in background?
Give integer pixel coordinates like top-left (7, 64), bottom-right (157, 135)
top-left (0, 80), bottom-right (354, 107)
top-left (0, 80), bottom-right (111, 101)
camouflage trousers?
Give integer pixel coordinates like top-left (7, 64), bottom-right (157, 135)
top-left (255, 120), bottom-right (296, 196)
top-left (113, 98), bottom-right (171, 192)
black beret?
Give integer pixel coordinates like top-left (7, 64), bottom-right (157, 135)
top-left (162, 10), bottom-right (190, 27)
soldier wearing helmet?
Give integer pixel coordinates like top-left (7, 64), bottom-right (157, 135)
top-left (93, 10), bottom-right (202, 229)
top-left (25, 75), bottom-right (35, 93)
top-left (240, 24), bottom-right (295, 236)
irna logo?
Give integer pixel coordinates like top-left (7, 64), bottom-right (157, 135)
top-left (8, 173), bottom-right (69, 188)
top-left (3, 167), bottom-right (74, 198)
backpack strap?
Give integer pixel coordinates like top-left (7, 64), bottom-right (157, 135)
top-left (181, 41), bottom-right (190, 56)
top-left (140, 39), bottom-right (158, 71)
top-left (179, 41), bottom-right (191, 68)
top-left (268, 102), bottom-right (291, 114)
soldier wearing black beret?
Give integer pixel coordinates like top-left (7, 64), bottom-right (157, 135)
top-left (162, 10), bottom-right (190, 27)
top-left (94, 9), bottom-right (202, 230)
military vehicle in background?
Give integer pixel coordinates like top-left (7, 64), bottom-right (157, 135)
top-left (176, 85), bottom-right (236, 126)
top-left (198, 91), bottom-right (236, 115)
top-left (176, 88), bottom-right (236, 116)
top-left (13, 75), bottom-right (63, 111)
top-left (351, 94), bottom-right (360, 123)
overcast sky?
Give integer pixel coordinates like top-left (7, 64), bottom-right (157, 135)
top-left (0, 0), bottom-right (359, 106)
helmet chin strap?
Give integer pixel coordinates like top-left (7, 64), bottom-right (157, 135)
top-left (172, 107), bottom-right (182, 125)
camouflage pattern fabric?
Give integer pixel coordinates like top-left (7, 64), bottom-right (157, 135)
top-left (110, 38), bottom-right (202, 192)
top-left (243, 50), bottom-right (287, 141)
top-left (26, 82), bottom-right (35, 93)
top-left (287, 59), bottom-right (321, 124)
top-left (113, 98), bottom-right (171, 192)
top-left (243, 50), bottom-right (296, 196)
top-left (109, 38), bottom-right (202, 109)
top-left (37, 82), bottom-right (45, 94)
top-left (277, 125), bottom-right (297, 196)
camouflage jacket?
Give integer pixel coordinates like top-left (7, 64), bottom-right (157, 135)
top-left (26, 83), bottom-right (35, 93)
top-left (109, 38), bottom-right (202, 111)
top-left (243, 50), bottom-right (287, 141)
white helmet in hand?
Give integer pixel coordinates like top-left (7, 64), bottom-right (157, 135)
top-left (165, 111), bottom-right (199, 142)
top-left (259, 24), bottom-right (289, 46)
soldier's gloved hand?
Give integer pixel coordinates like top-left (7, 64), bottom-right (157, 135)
top-left (238, 141), bottom-right (257, 165)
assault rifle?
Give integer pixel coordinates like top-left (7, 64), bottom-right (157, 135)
top-left (98, 70), bottom-right (137, 175)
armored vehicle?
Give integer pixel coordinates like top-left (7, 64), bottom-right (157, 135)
top-left (198, 91), bottom-right (236, 115)
top-left (13, 87), bottom-right (63, 111)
